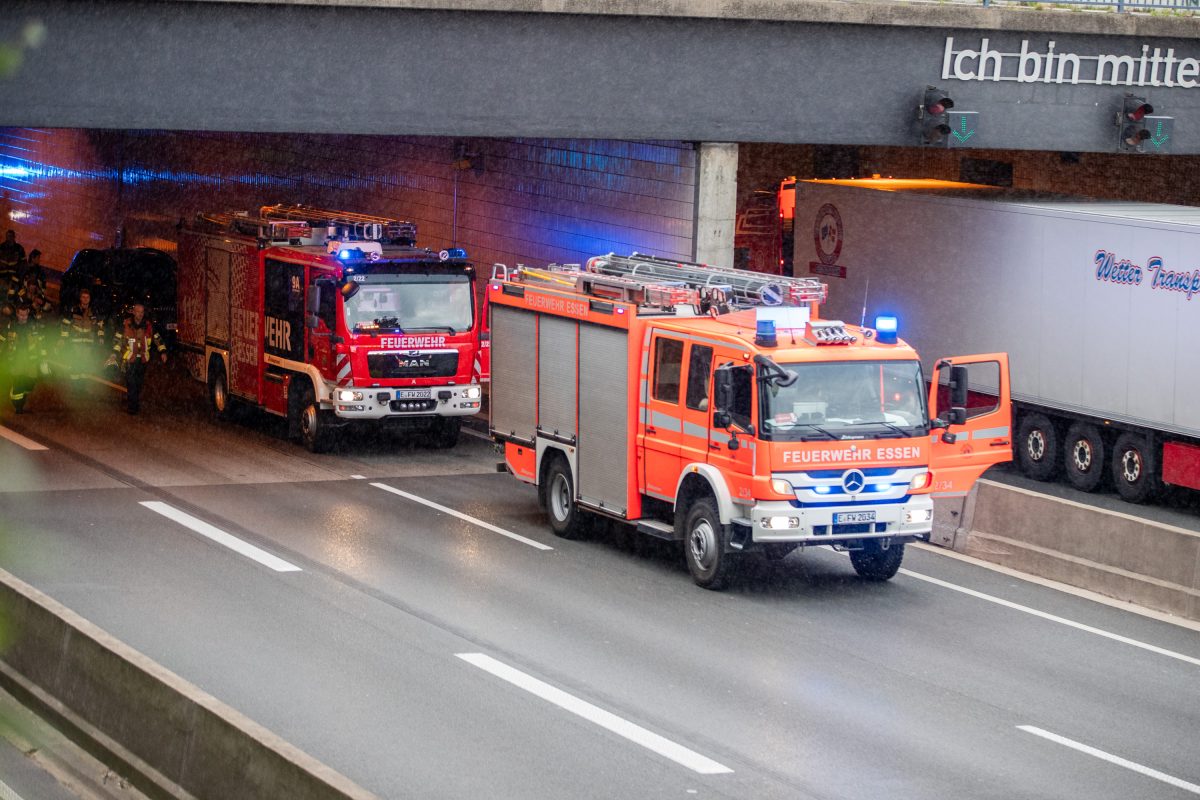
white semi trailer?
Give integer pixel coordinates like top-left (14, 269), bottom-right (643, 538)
top-left (791, 178), bottom-right (1200, 504)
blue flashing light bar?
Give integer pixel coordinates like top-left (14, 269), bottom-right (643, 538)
top-left (755, 318), bottom-right (777, 347)
top-left (875, 315), bottom-right (898, 344)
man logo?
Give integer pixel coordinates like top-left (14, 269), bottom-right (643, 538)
top-left (842, 469), bottom-right (866, 494)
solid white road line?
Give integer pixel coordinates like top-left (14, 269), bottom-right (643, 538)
top-left (371, 483), bottom-right (552, 551)
top-left (1018, 725), bottom-right (1200, 795)
top-left (456, 653), bottom-right (733, 775)
top-left (0, 426), bottom-right (47, 451)
top-left (139, 501), bottom-right (302, 573)
top-left (899, 568), bottom-right (1200, 668)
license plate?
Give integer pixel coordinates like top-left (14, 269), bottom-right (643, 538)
top-left (397, 389), bottom-right (431, 399)
top-left (834, 511), bottom-right (876, 524)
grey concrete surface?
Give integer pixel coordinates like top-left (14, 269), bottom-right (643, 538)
top-left (1, 375), bottom-right (1198, 799)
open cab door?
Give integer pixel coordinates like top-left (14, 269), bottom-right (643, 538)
top-left (928, 353), bottom-right (1012, 498)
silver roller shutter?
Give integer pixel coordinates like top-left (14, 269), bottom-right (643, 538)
top-left (490, 305), bottom-right (538, 441)
top-left (578, 323), bottom-right (629, 514)
top-left (538, 316), bottom-right (578, 440)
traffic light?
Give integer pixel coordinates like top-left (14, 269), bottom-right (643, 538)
top-left (1117, 94), bottom-right (1173, 154)
top-left (919, 87), bottom-right (955, 146)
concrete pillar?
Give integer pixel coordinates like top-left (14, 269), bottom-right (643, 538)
top-left (693, 142), bottom-right (738, 267)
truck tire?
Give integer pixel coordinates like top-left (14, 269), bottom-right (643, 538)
top-left (1063, 421), bottom-right (1106, 493)
top-left (849, 540), bottom-right (905, 581)
top-left (296, 383), bottom-right (333, 454)
top-left (430, 417), bottom-right (461, 449)
top-left (1112, 431), bottom-right (1160, 504)
top-left (1016, 412), bottom-right (1061, 481)
top-left (683, 498), bottom-right (739, 590)
top-left (545, 457), bottom-right (586, 539)
top-left (208, 360), bottom-right (232, 420)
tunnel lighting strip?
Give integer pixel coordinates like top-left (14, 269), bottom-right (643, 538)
top-left (456, 652), bottom-right (732, 775)
top-left (139, 501), bottom-right (302, 573)
top-left (1018, 726), bottom-right (1200, 795)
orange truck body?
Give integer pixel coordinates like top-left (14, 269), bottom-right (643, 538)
top-left (488, 257), bottom-right (1012, 586)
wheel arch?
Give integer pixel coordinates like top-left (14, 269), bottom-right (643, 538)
top-left (673, 464), bottom-right (736, 525)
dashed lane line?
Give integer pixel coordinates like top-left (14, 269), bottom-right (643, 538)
top-left (371, 482), bottom-right (552, 551)
top-left (457, 652), bottom-right (732, 776)
top-left (1018, 725), bottom-right (1200, 795)
top-left (0, 426), bottom-right (47, 451)
top-left (140, 501), bottom-right (302, 573)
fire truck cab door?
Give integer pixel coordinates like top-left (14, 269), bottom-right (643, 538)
top-left (306, 274), bottom-right (337, 381)
top-left (706, 356), bottom-right (757, 504)
top-left (642, 334), bottom-right (685, 500)
top-left (928, 353), bottom-right (1013, 498)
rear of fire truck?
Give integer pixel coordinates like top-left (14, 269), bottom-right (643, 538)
top-left (489, 253), bottom-right (1012, 589)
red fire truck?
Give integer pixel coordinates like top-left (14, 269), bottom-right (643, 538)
top-left (177, 205), bottom-right (484, 452)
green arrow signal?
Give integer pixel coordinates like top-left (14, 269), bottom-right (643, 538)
top-left (1150, 120), bottom-right (1169, 150)
top-left (951, 115), bottom-right (976, 143)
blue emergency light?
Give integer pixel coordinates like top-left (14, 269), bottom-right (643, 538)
top-left (875, 315), bottom-right (898, 345)
top-left (755, 319), bottom-right (777, 347)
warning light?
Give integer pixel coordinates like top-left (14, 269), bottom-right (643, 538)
top-left (875, 315), bottom-right (898, 344)
top-left (755, 319), bottom-right (777, 348)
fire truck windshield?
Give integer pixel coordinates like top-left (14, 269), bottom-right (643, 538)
top-left (759, 360), bottom-right (928, 441)
top-left (342, 273), bottom-right (473, 334)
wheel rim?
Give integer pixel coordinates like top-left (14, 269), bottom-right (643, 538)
top-left (1072, 439), bottom-right (1093, 472)
top-left (689, 519), bottom-right (717, 570)
top-left (1120, 448), bottom-right (1142, 484)
top-left (302, 405), bottom-right (317, 439)
top-left (1026, 429), bottom-right (1045, 462)
top-left (550, 473), bottom-right (570, 522)
top-left (213, 377), bottom-right (227, 412)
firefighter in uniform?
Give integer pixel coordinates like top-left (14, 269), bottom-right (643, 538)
top-left (1, 303), bottom-right (48, 413)
top-left (109, 302), bottom-right (166, 414)
top-left (60, 287), bottom-right (105, 386)
top-left (16, 272), bottom-right (53, 320)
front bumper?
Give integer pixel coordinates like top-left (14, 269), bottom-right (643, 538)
top-left (746, 495), bottom-right (933, 545)
top-left (328, 384), bottom-right (482, 419)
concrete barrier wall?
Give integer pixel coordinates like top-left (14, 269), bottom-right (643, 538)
top-left (947, 480), bottom-right (1200, 621)
top-left (0, 567), bottom-right (378, 800)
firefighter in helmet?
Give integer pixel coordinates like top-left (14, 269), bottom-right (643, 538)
top-left (108, 302), bottom-right (166, 414)
top-left (1, 302), bottom-right (49, 413)
top-left (60, 286), bottom-right (106, 387)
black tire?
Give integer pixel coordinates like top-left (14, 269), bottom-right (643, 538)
top-left (849, 540), bottom-right (905, 581)
top-left (1016, 412), bottom-right (1061, 481)
top-left (544, 457), bottom-right (586, 539)
top-left (1111, 431), bottom-right (1160, 504)
top-left (296, 383), bottom-right (333, 454)
top-left (683, 498), bottom-right (738, 590)
top-left (208, 360), bottom-right (232, 420)
top-left (430, 417), bottom-right (461, 449)
top-left (1063, 421), bottom-right (1106, 493)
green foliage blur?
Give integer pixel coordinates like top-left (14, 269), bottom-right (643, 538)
top-left (0, 20), bottom-right (46, 79)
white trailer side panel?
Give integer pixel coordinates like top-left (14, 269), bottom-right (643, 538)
top-left (794, 184), bottom-right (1200, 438)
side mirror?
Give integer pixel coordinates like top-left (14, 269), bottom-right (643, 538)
top-left (713, 410), bottom-right (732, 430)
top-left (950, 365), bottom-right (969, 408)
top-left (727, 435), bottom-right (740, 451)
top-left (713, 365), bottom-right (734, 414)
top-left (948, 407), bottom-right (967, 426)
top-left (941, 431), bottom-right (958, 444)
top-left (305, 313), bottom-right (319, 330)
top-left (306, 287), bottom-right (320, 315)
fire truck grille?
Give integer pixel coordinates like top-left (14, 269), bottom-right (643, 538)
top-left (368, 351), bottom-right (459, 379)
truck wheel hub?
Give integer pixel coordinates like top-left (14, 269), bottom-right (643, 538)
top-left (1027, 430), bottom-right (1045, 461)
top-left (1121, 450), bottom-right (1142, 482)
top-left (1072, 440), bottom-right (1092, 471)
top-left (689, 520), bottom-right (715, 566)
top-left (551, 474), bottom-right (570, 521)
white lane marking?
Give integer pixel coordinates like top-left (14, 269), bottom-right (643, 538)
top-left (457, 653), bottom-right (732, 775)
top-left (0, 426), bottom-right (47, 451)
top-left (372, 483), bottom-right (552, 551)
top-left (899, 568), bottom-right (1200, 668)
top-left (350, 474), bottom-right (367, 480)
top-left (462, 427), bottom-right (491, 442)
top-left (139, 501), bottom-right (302, 573)
top-left (911, 542), bottom-right (1200, 634)
top-left (1018, 725), bottom-right (1200, 795)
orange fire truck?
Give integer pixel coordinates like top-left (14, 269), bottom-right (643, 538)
top-left (489, 253), bottom-right (1011, 589)
top-left (178, 205), bottom-right (484, 452)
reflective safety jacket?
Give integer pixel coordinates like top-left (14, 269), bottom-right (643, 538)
top-left (1, 318), bottom-right (47, 372)
top-left (112, 315), bottom-right (166, 364)
top-left (61, 304), bottom-right (105, 345)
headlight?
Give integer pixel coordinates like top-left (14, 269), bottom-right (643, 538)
top-left (763, 516), bottom-right (800, 530)
top-left (904, 508), bottom-right (933, 524)
top-left (909, 471), bottom-right (932, 490)
top-left (465, 386), bottom-right (482, 399)
top-left (337, 389), bottom-right (363, 402)
top-left (770, 478), bottom-right (792, 495)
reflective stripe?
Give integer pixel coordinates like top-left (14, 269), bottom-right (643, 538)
top-left (651, 409), bottom-right (682, 432)
top-left (970, 425), bottom-right (1011, 440)
top-left (683, 420), bottom-right (709, 439)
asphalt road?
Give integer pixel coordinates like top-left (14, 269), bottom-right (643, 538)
top-left (0, 368), bottom-right (1198, 799)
